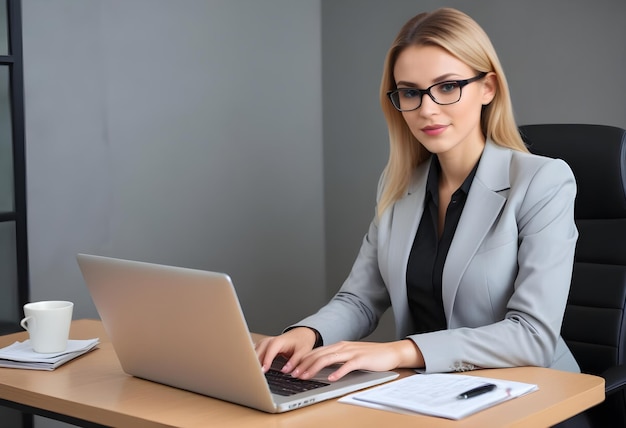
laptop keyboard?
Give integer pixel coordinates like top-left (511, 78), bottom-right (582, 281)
top-left (265, 369), bottom-right (330, 396)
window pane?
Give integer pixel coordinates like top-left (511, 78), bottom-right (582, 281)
top-left (0, 0), bottom-right (6, 55)
top-left (0, 65), bottom-right (13, 212)
top-left (0, 221), bottom-right (18, 333)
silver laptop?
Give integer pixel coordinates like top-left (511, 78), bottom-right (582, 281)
top-left (76, 254), bottom-right (398, 413)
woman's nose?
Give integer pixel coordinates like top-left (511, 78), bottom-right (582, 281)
top-left (418, 93), bottom-right (440, 116)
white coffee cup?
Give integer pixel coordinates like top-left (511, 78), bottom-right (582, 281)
top-left (20, 301), bottom-right (74, 353)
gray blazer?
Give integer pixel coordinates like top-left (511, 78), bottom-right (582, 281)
top-left (296, 140), bottom-right (580, 373)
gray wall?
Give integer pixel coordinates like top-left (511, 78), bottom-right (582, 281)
top-left (322, 0), bottom-right (626, 341)
top-left (22, 0), bottom-right (325, 338)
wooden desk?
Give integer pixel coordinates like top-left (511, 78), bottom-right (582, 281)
top-left (0, 320), bottom-right (604, 428)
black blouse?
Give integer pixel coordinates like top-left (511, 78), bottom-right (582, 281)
top-left (406, 155), bottom-right (479, 334)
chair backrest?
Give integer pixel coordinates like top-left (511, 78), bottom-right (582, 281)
top-left (521, 123), bottom-right (626, 427)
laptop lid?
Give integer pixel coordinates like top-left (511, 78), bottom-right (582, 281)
top-left (77, 254), bottom-right (398, 413)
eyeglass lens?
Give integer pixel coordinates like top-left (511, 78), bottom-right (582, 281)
top-left (391, 81), bottom-right (462, 111)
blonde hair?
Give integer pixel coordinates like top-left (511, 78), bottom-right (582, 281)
top-left (377, 8), bottom-right (527, 217)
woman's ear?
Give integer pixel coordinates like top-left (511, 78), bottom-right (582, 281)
top-left (481, 72), bottom-right (497, 105)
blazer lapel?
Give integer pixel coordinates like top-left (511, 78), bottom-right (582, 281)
top-left (441, 141), bottom-right (512, 322)
top-left (385, 160), bottom-right (431, 309)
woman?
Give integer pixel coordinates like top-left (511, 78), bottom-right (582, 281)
top-left (256, 7), bottom-right (579, 382)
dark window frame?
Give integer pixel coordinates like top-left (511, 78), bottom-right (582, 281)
top-left (0, 7), bottom-right (31, 428)
top-left (0, 0), bottom-right (29, 323)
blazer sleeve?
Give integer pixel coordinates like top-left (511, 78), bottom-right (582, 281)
top-left (410, 158), bottom-right (578, 373)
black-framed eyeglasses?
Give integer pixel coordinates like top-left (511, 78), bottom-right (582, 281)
top-left (387, 72), bottom-right (487, 112)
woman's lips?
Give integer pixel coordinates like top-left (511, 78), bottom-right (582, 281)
top-left (421, 125), bottom-right (448, 136)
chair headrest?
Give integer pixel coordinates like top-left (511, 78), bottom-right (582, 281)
top-left (520, 124), bottom-right (626, 219)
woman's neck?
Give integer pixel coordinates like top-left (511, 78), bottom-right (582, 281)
top-left (437, 139), bottom-right (485, 191)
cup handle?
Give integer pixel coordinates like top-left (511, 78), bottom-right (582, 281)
top-left (20, 316), bottom-right (32, 331)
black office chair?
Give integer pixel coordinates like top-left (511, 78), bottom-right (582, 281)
top-left (521, 124), bottom-right (626, 428)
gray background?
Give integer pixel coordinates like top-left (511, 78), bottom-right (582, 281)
top-left (14, 0), bottom-right (626, 426)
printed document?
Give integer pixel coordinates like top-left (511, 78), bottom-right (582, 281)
top-left (0, 338), bottom-right (100, 370)
top-left (341, 373), bottom-right (537, 420)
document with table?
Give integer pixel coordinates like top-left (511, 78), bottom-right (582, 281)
top-left (341, 372), bottom-right (538, 420)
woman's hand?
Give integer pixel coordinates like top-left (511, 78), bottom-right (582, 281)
top-left (290, 339), bottom-right (424, 381)
top-left (255, 327), bottom-right (318, 374)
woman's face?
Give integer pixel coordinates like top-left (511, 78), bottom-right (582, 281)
top-left (393, 45), bottom-right (495, 159)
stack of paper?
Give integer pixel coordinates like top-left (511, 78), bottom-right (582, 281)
top-left (341, 373), bottom-right (538, 420)
top-left (0, 338), bottom-right (100, 371)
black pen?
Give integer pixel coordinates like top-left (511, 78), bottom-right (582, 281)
top-left (456, 383), bottom-right (497, 399)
